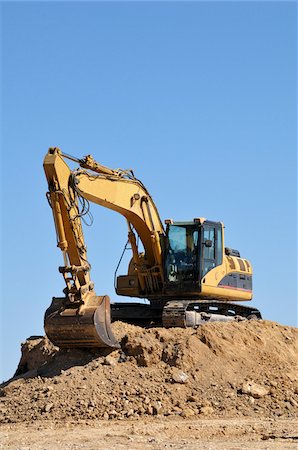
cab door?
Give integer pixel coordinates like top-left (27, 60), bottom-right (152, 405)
top-left (201, 223), bottom-right (223, 277)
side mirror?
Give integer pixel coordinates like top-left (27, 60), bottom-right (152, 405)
top-left (204, 239), bottom-right (213, 248)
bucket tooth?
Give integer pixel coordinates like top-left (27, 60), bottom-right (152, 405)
top-left (44, 295), bottom-right (120, 349)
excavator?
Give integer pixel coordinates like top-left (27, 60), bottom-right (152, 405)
top-left (43, 147), bottom-right (262, 349)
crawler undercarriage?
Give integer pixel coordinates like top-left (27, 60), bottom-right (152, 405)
top-left (111, 300), bottom-right (262, 327)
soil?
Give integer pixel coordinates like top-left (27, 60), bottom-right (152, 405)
top-left (0, 320), bottom-right (297, 449)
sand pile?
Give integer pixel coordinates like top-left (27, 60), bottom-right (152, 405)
top-left (0, 320), bottom-right (297, 423)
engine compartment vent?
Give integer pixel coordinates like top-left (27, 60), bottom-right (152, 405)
top-left (225, 247), bottom-right (241, 257)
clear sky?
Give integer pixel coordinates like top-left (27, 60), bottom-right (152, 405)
top-left (1, 2), bottom-right (297, 382)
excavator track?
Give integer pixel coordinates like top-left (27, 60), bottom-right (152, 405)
top-left (162, 301), bottom-right (187, 327)
top-left (162, 300), bottom-right (262, 328)
top-left (111, 300), bottom-right (262, 328)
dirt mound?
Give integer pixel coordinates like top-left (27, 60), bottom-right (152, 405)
top-left (1, 320), bottom-right (297, 423)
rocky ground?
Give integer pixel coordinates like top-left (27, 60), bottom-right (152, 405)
top-left (1, 417), bottom-right (298, 449)
top-left (0, 320), bottom-right (297, 448)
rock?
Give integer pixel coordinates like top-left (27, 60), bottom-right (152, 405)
top-left (240, 381), bottom-right (269, 398)
top-left (42, 403), bottom-right (54, 413)
top-left (201, 399), bottom-right (212, 408)
top-left (43, 386), bottom-right (53, 393)
top-left (187, 395), bottom-right (197, 403)
top-left (199, 406), bottom-right (214, 416)
top-left (171, 368), bottom-right (189, 384)
top-left (144, 396), bottom-right (150, 405)
top-left (146, 406), bottom-right (154, 415)
top-left (109, 409), bottom-right (118, 418)
top-left (181, 408), bottom-right (195, 417)
top-left (118, 352), bottom-right (127, 363)
top-left (103, 355), bottom-right (117, 366)
top-left (126, 408), bottom-right (134, 417)
top-left (290, 398), bottom-right (298, 408)
top-left (152, 401), bottom-right (163, 415)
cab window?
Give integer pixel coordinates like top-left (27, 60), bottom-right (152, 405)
top-left (203, 227), bottom-right (215, 275)
top-left (202, 225), bottom-right (222, 276)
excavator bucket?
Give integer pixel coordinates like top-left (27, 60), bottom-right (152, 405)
top-left (44, 295), bottom-right (120, 349)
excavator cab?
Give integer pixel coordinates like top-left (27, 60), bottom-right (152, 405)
top-left (164, 219), bottom-right (223, 293)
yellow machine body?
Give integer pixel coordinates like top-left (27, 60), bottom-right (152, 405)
top-left (43, 148), bottom-right (257, 349)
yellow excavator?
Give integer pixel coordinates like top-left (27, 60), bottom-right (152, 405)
top-left (43, 147), bottom-right (261, 349)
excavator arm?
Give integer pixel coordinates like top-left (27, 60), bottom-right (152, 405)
top-left (44, 150), bottom-right (92, 300)
top-left (43, 147), bottom-right (165, 348)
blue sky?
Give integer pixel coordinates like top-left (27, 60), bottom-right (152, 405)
top-left (1, 2), bottom-right (297, 381)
